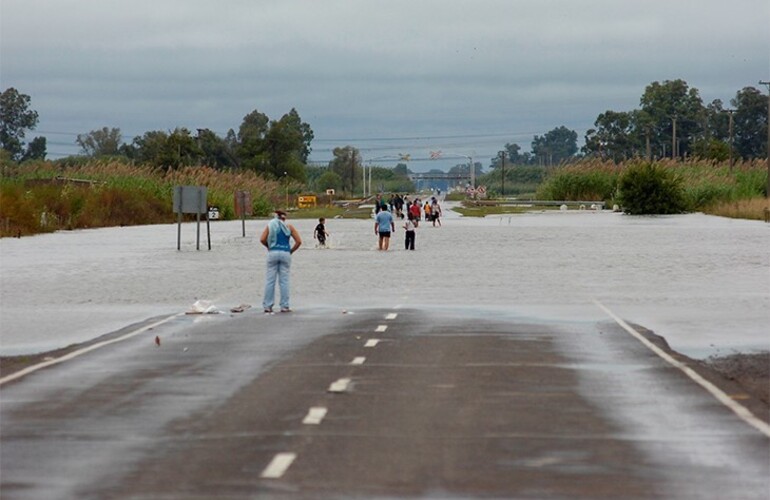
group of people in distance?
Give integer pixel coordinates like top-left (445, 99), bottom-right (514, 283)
top-left (374, 193), bottom-right (442, 251)
top-left (261, 193), bottom-right (444, 313)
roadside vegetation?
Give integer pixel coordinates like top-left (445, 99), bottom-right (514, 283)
top-left (2, 78), bottom-right (768, 236)
top-left (0, 161), bottom-right (279, 236)
top-left (532, 158), bottom-right (768, 218)
top-left (0, 160), bottom-right (384, 237)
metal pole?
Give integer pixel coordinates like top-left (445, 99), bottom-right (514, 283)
top-left (499, 151), bottom-right (506, 198)
top-left (176, 186), bottom-right (182, 251)
top-left (727, 109), bottom-right (735, 171)
top-left (761, 81), bottom-right (770, 199)
top-left (645, 128), bottom-right (651, 161)
top-left (283, 172), bottom-right (289, 209)
top-left (672, 116), bottom-right (677, 160)
top-left (196, 189), bottom-right (201, 251)
top-left (240, 191), bottom-right (246, 238)
top-left (469, 156), bottom-right (475, 188)
top-left (206, 214), bottom-right (211, 251)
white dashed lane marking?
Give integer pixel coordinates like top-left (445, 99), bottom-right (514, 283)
top-left (302, 407), bottom-right (328, 425)
top-left (260, 453), bottom-right (297, 478)
top-left (351, 356), bottom-right (366, 365)
top-left (375, 325), bottom-right (388, 332)
top-left (328, 378), bottom-right (352, 393)
top-left (385, 313), bottom-right (398, 320)
top-left (364, 339), bottom-right (381, 347)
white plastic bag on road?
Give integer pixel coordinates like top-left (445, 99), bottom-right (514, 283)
top-left (187, 300), bottom-right (220, 314)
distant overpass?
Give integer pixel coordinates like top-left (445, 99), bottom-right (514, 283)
top-left (408, 173), bottom-right (471, 181)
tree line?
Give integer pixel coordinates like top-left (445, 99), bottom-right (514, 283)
top-left (489, 79), bottom-right (768, 169)
top-left (1, 88), bottom-right (315, 182)
top-left (2, 78), bottom-right (768, 186)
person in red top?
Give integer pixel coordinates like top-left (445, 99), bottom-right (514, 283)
top-left (409, 200), bottom-right (422, 227)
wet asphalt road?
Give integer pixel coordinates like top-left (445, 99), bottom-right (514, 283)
top-left (1, 306), bottom-right (768, 499)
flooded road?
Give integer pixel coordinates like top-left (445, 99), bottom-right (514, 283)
top-left (1, 205), bottom-right (768, 358)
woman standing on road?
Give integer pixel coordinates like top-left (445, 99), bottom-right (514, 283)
top-left (260, 210), bottom-right (302, 313)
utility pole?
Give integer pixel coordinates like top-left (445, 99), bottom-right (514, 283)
top-left (760, 81), bottom-right (770, 199)
top-left (283, 171), bottom-right (289, 209)
top-left (645, 127), bottom-right (651, 162)
top-left (671, 116), bottom-right (677, 161)
top-left (469, 156), bottom-right (475, 189)
top-left (499, 150), bottom-right (506, 198)
top-left (350, 152), bottom-right (355, 196)
top-left (726, 109), bottom-right (735, 171)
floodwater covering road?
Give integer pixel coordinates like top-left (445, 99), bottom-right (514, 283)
top-left (1, 204), bottom-right (769, 498)
top-left (1, 202), bottom-right (768, 358)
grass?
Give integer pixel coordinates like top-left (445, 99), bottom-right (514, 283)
top-left (0, 161), bottom-right (285, 237)
top-left (2, 158), bottom-right (768, 237)
top-left (535, 158), bottom-right (768, 217)
top-left (453, 204), bottom-right (557, 217)
top-left (284, 206), bottom-right (374, 220)
top-left (702, 197), bottom-right (770, 221)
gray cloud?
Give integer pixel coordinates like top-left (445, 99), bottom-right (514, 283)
top-left (2, 0), bottom-right (768, 167)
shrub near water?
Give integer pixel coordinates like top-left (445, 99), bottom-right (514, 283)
top-left (618, 162), bottom-right (687, 215)
top-left (537, 158), bottom-right (767, 216)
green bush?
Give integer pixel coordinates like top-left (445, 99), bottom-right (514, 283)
top-left (252, 195), bottom-right (274, 216)
top-left (618, 162), bottom-right (687, 215)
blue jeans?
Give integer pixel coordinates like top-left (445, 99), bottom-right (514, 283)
top-left (262, 251), bottom-right (291, 310)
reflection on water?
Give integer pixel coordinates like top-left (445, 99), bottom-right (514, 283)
top-left (1, 207), bottom-right (768, 358)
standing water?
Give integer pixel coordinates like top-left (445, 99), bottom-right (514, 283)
top-left (1, 206), bottom-right (768, 358)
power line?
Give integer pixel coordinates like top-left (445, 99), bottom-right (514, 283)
top-left (312, 130), bottom-right (542, 143)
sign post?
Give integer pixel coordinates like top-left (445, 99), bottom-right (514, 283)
top-left (173, 186), bottom-right (210, 250)
top-left (234, 190), bottom-right (252, 237)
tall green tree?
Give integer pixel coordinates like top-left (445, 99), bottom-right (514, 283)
top-left (639, 79), bottom-right (704, 159)
top-left (21, 136), bottom-right (47, 161)
top-left (196, 128), bottom-right (237, 169)
top-left (77, 127), bottom-right (122, 157)
top-left (584, 110), bottom-right (639, 161)
top-left (263, 117), bottom-right (306, 182)
top-left (236, 110), bottom-right (269, 172)
top-left (691, 99), bottom-right (730, 161)
top-left (281, 108), bottom-right (314, 163)
top-left (531, 126), bottom-right (578, 165)
top-left (234, 108), bottom-right (312, 180)
top-left (130, 128), bottom-right (200, 169)
top-left (0, 88), bottom-right (44, 161)
top-left (731, 86), bottom-right (768, 159)
top-left (329, 146), bottom-right (361, 194)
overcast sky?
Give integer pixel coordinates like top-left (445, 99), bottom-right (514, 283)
top-left (2, 0), bottom-right (768, 170)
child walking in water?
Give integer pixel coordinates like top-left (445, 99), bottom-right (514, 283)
top-left (314, 217), bottom-right (329, 247)
top-left (403, 218), bottom-right (416, 250)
